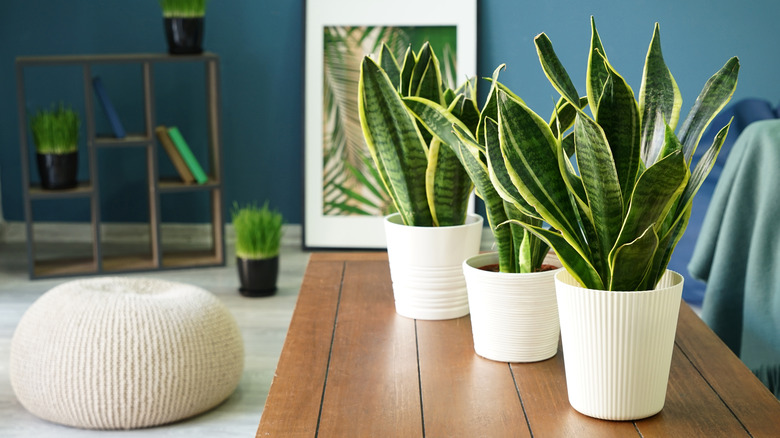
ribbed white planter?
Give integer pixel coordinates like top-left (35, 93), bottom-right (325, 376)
top-left (384, 213), bottom-right (482, 320)
top-left (555, 269), bottom-right (684, 420)
top-left (463, 252), bottom-right (561, 362)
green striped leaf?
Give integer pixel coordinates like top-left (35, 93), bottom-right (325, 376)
top-left (677, 57), bottom-right (740, 164)
top-left (593, 52), bottom-right (641, 206)
top-left (409, 43), bottom-right (443, 104)
top-left (476, 65), bottom-right (506, 142)
top-left (534, 33), bottom-right (580, 107)
top-left (359, 56), bottom-right (432, 226)
top-left (509, 205), bottom-right (548, 273)
top-left (555, 132), bottom-right (588, 214)
top-left (449, 93), bottom-right (480, 135)
top-left (610, 149), bottom-right (688, 264)
top-left (452, 134), bottom-right (514, 271)
top-left (506, 219), bottom-right (603, 290)
top-left (609, 224), bottom-right (658, 291)
top-left (426, 138), bottom-right (472, 226)
top-left (678, 120), bottom-right (731, 217)
top-left (549, 96), bottom-right (588, 140)
top-left (403, 96), bottom-right (470, 149)
top-left (640, 204), bottom-right (690, 290)
top-left (586, 17), bottom-right (609, 116)
top-left (638, 23), bottom-right (683, 165)
top-left (483, 118), bottom-right (538, 218)
top-left (573, 112), bottom-right (624, 276)
top-left (400, 47), bottom-right (415, 95)
top-left (497, 91), bottom-right (584, 248)
top-left (378, 43), bottom-right (401, 91)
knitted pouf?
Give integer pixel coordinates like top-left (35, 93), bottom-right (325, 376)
top-left (9, 277), bottom-right (244, 430)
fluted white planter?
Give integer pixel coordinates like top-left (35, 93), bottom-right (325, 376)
top-left (384, 213), bottom-right (482, 320)
top-left (463, 252), bottom-right (561, 362)
top-left (555, 269), bottom-right (684, 420)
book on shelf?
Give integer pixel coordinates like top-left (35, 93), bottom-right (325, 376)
top-left (166, 126), bottom-right (208, 184)
top-left (155, 125), bottom-right (195, 184)
top-left (92, 76), bottom-right (126, 138)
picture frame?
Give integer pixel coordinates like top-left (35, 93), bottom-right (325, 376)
top-left (303, 0), bottom-right (478, 249)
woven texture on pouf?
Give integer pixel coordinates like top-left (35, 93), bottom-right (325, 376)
top-left (10, 277), bottom-right (244, 430)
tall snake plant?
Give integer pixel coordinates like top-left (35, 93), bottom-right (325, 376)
top-left (402, 67), bottom-right (556, 273)
top-left (358, 42), bottom-right (473, 227)
top-left (488, 18), bottom-right (739, 291)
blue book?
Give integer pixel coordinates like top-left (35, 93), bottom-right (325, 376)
top-left (92, 76), bottom-right (126, 138)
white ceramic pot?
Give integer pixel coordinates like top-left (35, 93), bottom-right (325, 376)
top-left (384, 213), bottom-right (483, 320)
top-left (555, 269), bottom-right (684, 420)
top-left (463, 252), bottom-right (561, 362)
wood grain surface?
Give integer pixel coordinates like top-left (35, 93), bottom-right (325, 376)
top-left (257, 252), bottom-right (780, 437)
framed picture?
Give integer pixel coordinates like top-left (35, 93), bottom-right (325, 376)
top-left (303, 0), bottom-right (478, 249)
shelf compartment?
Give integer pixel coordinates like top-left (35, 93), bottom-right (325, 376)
top-left (94, 134), bottom-right (151, 147)
top-left (101, 253), bottom-right (158, 272)
top-left (161, 250), bottom-right (222, 269)
top-left (18, 52), bottom-right (224, 279)
top-left (29, 182), bottom-right (93, 199)
top-left (158, 178), bottom-right (220, 192)
top-left (33, 258), bottom-right (98, 278)
top-left (31, 240), bottom-right (98, 278)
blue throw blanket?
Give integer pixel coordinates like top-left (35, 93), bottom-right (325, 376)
top-left (689, 119), bottom-right (780, 397)
top-left (668, 98), bottom-right (779, 305)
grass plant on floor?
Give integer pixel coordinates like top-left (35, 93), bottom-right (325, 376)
top-left (231, 201), bottom-right (283, 260)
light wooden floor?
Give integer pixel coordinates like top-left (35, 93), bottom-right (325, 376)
top-left (0, 233), bottom-right (313, 437)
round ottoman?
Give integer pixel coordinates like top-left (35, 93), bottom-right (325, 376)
top-left (10, 277), bottom-right (244, 430)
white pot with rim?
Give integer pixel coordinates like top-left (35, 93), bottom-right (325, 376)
top-left (462, 251), bottom-right (562, 363)
top-left (554, 268), bottom-right (684, 420)
top-left (384, 212), bottom-right (483, 320)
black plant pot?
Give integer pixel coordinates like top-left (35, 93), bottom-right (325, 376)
top-left (36, 152), bottom-right (78, 190)
top-left (164, 17), bottom-right (204, 55)
top-left (237, 256), bottom-right (279, 297)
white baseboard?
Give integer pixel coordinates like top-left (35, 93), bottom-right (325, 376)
top-left (0, 221), bottom-right (302, 247)
top-left (1, 220), bottom-right (490, 250)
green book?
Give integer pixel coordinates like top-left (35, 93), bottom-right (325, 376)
top-left (167, 126), bottom-right (208, 184)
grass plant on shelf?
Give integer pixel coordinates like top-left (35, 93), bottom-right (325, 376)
top-left (30, 103), bottom-right (79, 155)
top-left (158, 0), bottom-right (208, 17)
top-left (231, 201), bottom-right (283, 261)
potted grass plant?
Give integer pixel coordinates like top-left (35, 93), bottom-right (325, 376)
top-left (231, 201), bottom-right (283, 297)
top-left (159, 0), bottom-right (208, 54)
top-left (30, 103), bottom-right (80, 190)
top-left (483, 18), bottom-right (739, 420)
top-left (404, 67), bottom-right (566, 362)
top-left (358, 42), bottom-right (483, 320)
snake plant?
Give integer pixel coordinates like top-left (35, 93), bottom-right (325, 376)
top-left (358, 42), bottom-right (473, 227)
top-left (489, 18), bottom-right (739, 291)
top-left (402, 67), bottom-right (554, 273)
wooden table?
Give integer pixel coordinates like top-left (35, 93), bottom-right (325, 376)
top-left (256, 253), bottom-right (780, 437)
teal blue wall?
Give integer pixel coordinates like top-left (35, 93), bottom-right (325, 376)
top-left (1, 0), bottom-right (778, 224)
